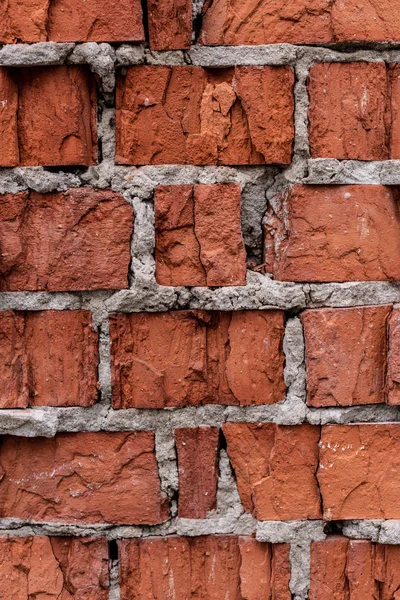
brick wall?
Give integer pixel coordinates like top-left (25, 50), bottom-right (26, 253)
top-left (1, 2), bottom-right (400, 599)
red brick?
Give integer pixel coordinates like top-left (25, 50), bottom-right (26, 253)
top-left (0, 66), bottom-right (97, 167)
top-left (0, 188), bottom-right (133, 292)
top-left (0, 432), bottom-right (168, 525)
top-left (0, 68), bottom-right (18, 167)
top-left (119, 536), bottom-right (291, 599)
top-left (388, 308), bottom-right (400, 405)
top-left (0, 310), bottom-right (98, 408)
top-left (199, 0), bottom-right (400, 45)
top-left (175, 427), bottom-right (219, 518)
top-left (308, 63), bottom-right (389, 160)
top-left (310, 537), bottom-right (400, 600)
top-left (264, 185), bottom-right (400, 282)
top-left (318, 424), bottom-right (400, 520)
top-left (155, 184), bottom-right (246, 287)
top-left (301, 306), bottom-right (391, 408)
top-left (222, 423), bottom-right (321, 520)
top-left (0, 0), bottom-right (144, 43)
top-left (0, 536), bottom-right (109, 599)
top-left (148, 0), bottom-right (192, 50)
top-left (110, 310), bottom-right (285, 408)
top-left (115, 66), bottom-right (294, 165)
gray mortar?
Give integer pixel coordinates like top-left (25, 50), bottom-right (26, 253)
top-left (2, 40), bottom-right (400, 599)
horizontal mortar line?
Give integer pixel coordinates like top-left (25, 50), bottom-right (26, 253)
top-left (1, 280), bottom-right (400, 312)
top-left (4, 160), bottom-right (400, 191)
top-left (0, 404), bottom-right (400, 437)
top-left (2, 42), bottom-right (400, 68)
top-left (0, 518), bottom-right (398, 542)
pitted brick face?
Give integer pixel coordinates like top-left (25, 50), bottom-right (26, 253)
top-left (264, 185), bottom-right (400, 282)
top-left (199, 0), bottom-right (400, 45)
top-left (119, 536), bottom-right (291, 600)
top-left (0, 432), bottom-right (169, 525)
top-left (0, 537), bottom-right (109, 599)
top-left (301, 306), bottom-right (392, 408)
top-left (0, 310), bottom-right (98, 408)
top-left (109, 310), bottom-right (286, 408)
top-left (310, 537), bottom-right (400, 600)
top-left (0, 66), bottom-right (97, 167)
top-left (308, 63), bottom-right (400, 161)
top-left (175, 426), bottom-right (219, 518)
top-left (115, 65), bottom-right (294, 165)
top-left (318, 424), bottom-right (400, 520)
top-left (155, 184), bottom-right (246, 287)
top-left (0, 188), bottom-right (133, 291)
top-left (222, 422), bottom-right (322, 520)
top-left (147, 0), bottom-right (192, 50)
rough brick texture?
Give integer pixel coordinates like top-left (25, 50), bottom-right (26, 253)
top-left (223, 423), bottom-right (321, 520)
top-left (308, 63), bottom-right (400, 160)
top-left (310, 537), bottom-right (400, 600)
top-left (318, 425), bottom-right (400, 520)
top-left (0, 432), bottom-right (168, 524)
top-left (119, 536), bottom-right (291, 599)
top-left (175, 427), bottom-right (219, 518)
top-left (0, 66), bottom-right (97, 167)
top-left (388, 308), bottom-right (400, 405)
top-left (109, 310), bottom-right (286, 408)
top-left (148, 0), bottom-right (192, 50)
top-left (0, 310), bottom-right (98, 408)
top-left (302, 306), bottom-right (391, 407)
top-left (0, 0), bottom-right (144, 43)
top-left (116, 66), bottom-right (294, 165)
top-left (0, 536), bottom-right (109, 599)
top-left (264, 185), bottom-right (400, 282)
top-left (155, 184), bottom-right (246, 287)
top-left (0, 189), bottom-right (133, 291)
top-left (199, 0), bottom-right (400, 45)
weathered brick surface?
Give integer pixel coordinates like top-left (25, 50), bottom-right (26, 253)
top-left (110, 310), bottom-right (286, 408)
top-left (155, 184), bottom-right (246, 287)
top-left (308, 63), bottom-right (400, 160)
top-left (0, 66), bottom-right (97, 167)
top-left (318, 425), bottom-right (400, 520)
top-left (0, 432), bottom-right (168, 524)
top-left (175, 427), bottom-right (219, 518)
top-left (0, 189), bottom-right (133, 291)
top-left (0, 0), bottom-right (144, 43)
top-left (388, 308), bottom-right (400, 405)
top-left (199, 0), bottom-right (400, 45)
top-left (222, 423), bottom-right (321, 520)
top-left (264, 185), bottom-right (400, 282)
top-left (310, 537), bottom-right (400, 600)
top-left (0, 310), bottom-right (98, 408)
top-left (0, 536), bottom-right (109, 599)
top-left (148, 0), bottom-right (192, 50)
top-left (301, 306), bottom-right (391, 407)
top-left (119, 536), bottom-right (291, 599)
top-left (116, 66), bottom-right (294, 165)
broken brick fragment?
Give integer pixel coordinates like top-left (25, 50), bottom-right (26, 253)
top-left (264, 185), bottom-right (400, 282)
top-left (222, 422), bottom-right (322, 520)
top-left (147, 0), bottom-right (192, 50)
top-left (116, 65), bottom-right (294, 165)
top-left (109, 310), bottom-right (286, 408)
top-left (0, 310), bottom-right (99, 408)
top-left (119, 536), bottom-right (291, 599)
top-left (155, 184), bottom-right (246, 287)
top-left (0, 536), bottom-right (109, 599)
top-left (0, 432), bottom-right (169, 525)
top-left (0, 188), bottom-right (133, 291)
top-left (0, 66), bottom-right (97, 167)
top-left (301, 306), bottom-right (391, 407)
top-left (175, 427), bottom-right (219, 518)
